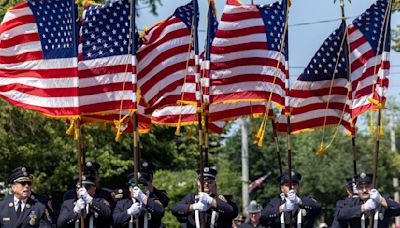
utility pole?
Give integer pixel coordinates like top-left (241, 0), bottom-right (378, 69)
top-left (390, 110), bottom-right (399, 227)
top-left (241, 119), bottom-right (249, 216)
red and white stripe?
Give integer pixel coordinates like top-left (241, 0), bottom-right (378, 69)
top-left (137, 16), bottom-right (195, 113)
top-left (209, 1), bottom-right (286, 108)
top-left (348, 25), bottom-right (389, 118)
top-left (0, 2), bottom-right (79, 117)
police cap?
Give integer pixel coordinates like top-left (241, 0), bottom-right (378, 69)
top-left (247, 200), bottom-right (262, 213)
top-left (140, 161), bottom-right (155, 175)
top-left (277, 171), bottom-right (302, 185)
top-left (355, 172), bottom-right (373, 185)
top-left (8, 167), bottom-right (33, 184)
top-left (345, 176), bottom-right (355, 188)
top-left (196, 167), bottom-right (218, 180)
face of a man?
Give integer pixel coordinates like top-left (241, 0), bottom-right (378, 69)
top-left (357, 183), bottom-right (372, 201)
top-left (280, 182), bottom-right (300, 196)
top-left (197, 179), bottom-right (217, 194)
top-left (12, 181), bottom-right (32, 200)
top-left (250, 212), bottom-right (261, 224)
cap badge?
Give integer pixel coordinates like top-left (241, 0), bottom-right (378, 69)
top-left (118, 189), bottom-right (123, 193)
top-left (204, 167), bottom-right (209, 172)
top-left (360, 173), bottom-right (366, 178)
top-left (142, 162), bottom-right (148, 167)
top-left (21, 167), bottom-right (26, 172)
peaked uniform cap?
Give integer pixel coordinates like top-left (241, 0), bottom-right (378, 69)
top-left (8, 167), bottom-right (33, 184)
top-left (247, 200), bottom-right (262, 213)
top-left (196, 167), bottom-right (218, 180)
top-left (277, 171), bottom-right (302, 184)
top-left (355, 172), bottom-right (373, 185)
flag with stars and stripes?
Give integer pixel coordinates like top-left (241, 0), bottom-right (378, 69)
top-left (137, 1), bottom-right (198, 114)
top-left (277, 22), bottom-right (353, 134)
top-left (0, 0), bottom-right (79, 117)
top-left (349, 0), bottom-right (390, 119)
top-left (78, 0), bottom-right (137, 114)
top-left (208, 0), bottom-right (288, 110)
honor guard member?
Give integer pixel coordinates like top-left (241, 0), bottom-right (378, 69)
top-left (0, 167), bottom-right (53, 227)
top-left (238, 200), bottom-right (264, 228)
top-left (63, 162), bottom-right (114, 209)
top-left (332, 177), bottom-right (358, 228)
top-left (172, 167), bottom-right (239, 228)
top-left (138, 161), bottom-right (169, 208)
top-left (112, 175), bottom-right (165, 227)
top-left (336, 172), bottom-right (400, 228)
top-left (57, 175), bottom-right (112, 228)
top-left (261, 171), bottom-right (321, 228)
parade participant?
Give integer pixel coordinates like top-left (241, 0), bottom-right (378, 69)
top-left (57, 175), bottom-right (112, 228)
top-left (0, 167), bottom-right (53, 227)
top-left (138, 161), bottom-right (169, 208)
top-left (332, 176), bottom-right (358, 228)
top-left (261, 171), bottom-right (321, 228)
top-left (112, 175), bottom-right (165, 227)
top-left (238, 200), bottom-right (264, 228)
top-left (172, 167), bottom-right (238, 227)
top-left (233, 215), bottom-right (246, 228)
top-left (63, 162), bottom-right (114, 208)
top-left (336, 172), bottom-right (400, 228)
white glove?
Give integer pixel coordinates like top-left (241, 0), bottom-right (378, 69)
top-left (282, 198), bottom-right (295, 212)
top-left (198, 192), bottom-right (214, 205)
top-left (73, 198), bottom-right (86, 214)
top-left (78, 187), bottom-right (93, 204)
top-left (192, 201), bottom-right (210, 212)
top-left (127, 202), bottom-right (141, 216)
top-left (133, 187), bottom-right (146, 203)
top-left (363, 199), bottom-right (377, 212)
top-left (287, 190), bottom-right (297, 202)
top-left (369, 189), bottom-right (381, 204)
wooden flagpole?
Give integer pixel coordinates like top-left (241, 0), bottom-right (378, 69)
top-left (271, 120), bottom-right (283, 175)
top-left (74, 119), bottom-right (85, 228)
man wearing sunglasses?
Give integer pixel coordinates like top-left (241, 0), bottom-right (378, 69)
top-left (261, 171), bottom-right (321, 228)
top-left (0, 166), bottom-right (53, 227)
top-left (336, 172), bottom-right (400, 228)
top-left (172, 167), bottom-right (238, 227)
top-left (112, 174), bottom-right (165, 227)
top-left (57, 175), bottom-right (112, 228)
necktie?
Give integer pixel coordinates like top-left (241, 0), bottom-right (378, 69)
top-left (16, 200), bottom-right (21, 217)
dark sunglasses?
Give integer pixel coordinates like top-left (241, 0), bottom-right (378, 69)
top-left (130, 183), bottom-right (145, 189)
top-left (17, 181), bottom-right (32, 186)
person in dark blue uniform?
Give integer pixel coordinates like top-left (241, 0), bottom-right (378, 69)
top-left (57, 175), bottom-right (112, 228)
top-left (331, 176), bottom-right (359, 228)
top-left (63, 162), bottom-right (114, 209)
top-left (0, 167), bottom-right (53, 227)
top-left (261, 171), bottom-right (321, 228)
top-left (112, 174), bottom-right (165, 227)
top-left (172, 167), bottom-right (239, 228)
top-left (238, 200), bottom-right (264, 228)
top-left (335, 172), bottom-right (400, 228)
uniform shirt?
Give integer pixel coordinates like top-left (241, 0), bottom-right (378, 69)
top-left (13, 197), bottom-right (26, 212)
top-left (336, 195), bottom-right (400, 228)
top-left (171, 192), bottom-right (238, 228)
top-left (112, 194), bottom-right (164, 228)
top-left (261, 196), bottom-right (321, 228)
top-left (57, 198), bottom-right (112, 228)
top-left (238, 221), bottom-right (265, 228)
top-left (0, 195), bottom-right (53, 228)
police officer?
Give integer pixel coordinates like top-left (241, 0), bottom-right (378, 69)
top-left (172, 167), bottom-right (239, 227)
top-left (261, 171), bottom-right (321, 228)
top-left (57, 175), bottom-right (112, 228)
top-left (335, 172), bottom-right (400, 228)
top-left (0, 167), bottom-right (53, 227)
top-left (138, 161), bottom-right (169, 208)
top-left (238, 200), bottom-right (264, 228)
top-left (112, 175), bottom-right (165, 227)
top-left (63, 162), bottom-right (114, 209)
top-left (332, 177), bottom-right (358, 228)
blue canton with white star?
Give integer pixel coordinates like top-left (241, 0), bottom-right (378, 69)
top-left (205, 3), bottom-right (218, 60)
top-left (299, 22), bottom-right (349, 82)
top-left (257, 0), bottom-right (287, 56)
top-left (174, 1), bottom-right (198, 31)
top-left (28, 0), bottom-right (76, 59)
top-left (81, 0), bottom-right (132, 60)
top-left (352, 0), bottom-right (390, 54)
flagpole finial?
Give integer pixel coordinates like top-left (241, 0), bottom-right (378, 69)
top-left (333, 0), bottom-right (351, 3)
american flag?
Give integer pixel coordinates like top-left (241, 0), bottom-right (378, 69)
top-left (209, 0), bottom-right (288, 110)
top-left (78, 0), bottom-right (136, 114)
top-left (277, 22), bottom-right (352, 133)
top-left (0, 0), bottom-right (79, 117)
top-left (137, 1), bottom-right (198, 113)
top-left (349, 0), bottom-right (390, 119)
top-left (249, 172), bottom-right (271, 192)
top-left (277, 0), bottom-right (391, 134)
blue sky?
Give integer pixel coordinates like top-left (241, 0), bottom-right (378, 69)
top-left (136, 0), bottom-right (400, 97)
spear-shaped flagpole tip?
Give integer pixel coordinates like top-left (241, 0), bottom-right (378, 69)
top-left (333, 0), bottom-right (351, 3)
